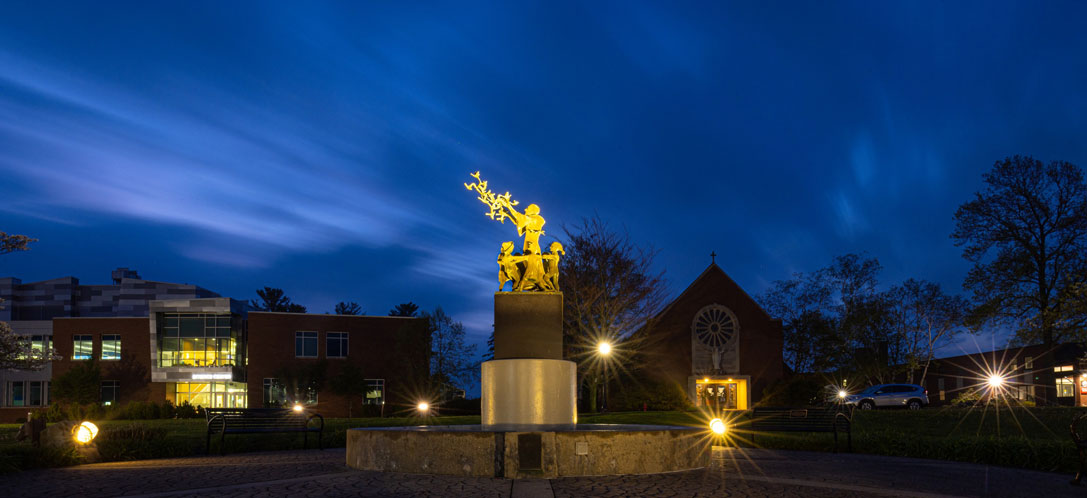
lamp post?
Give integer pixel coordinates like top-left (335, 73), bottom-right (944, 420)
top-left (598, 341), bottom-right (612, 412)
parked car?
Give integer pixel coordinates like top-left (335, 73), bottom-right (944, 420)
top-left (843, 384), bottom-right (929, 410)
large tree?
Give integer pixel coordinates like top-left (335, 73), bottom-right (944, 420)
top-left (886, 279), bottom-right (968, 386)
top-left (559, 216), bottom-right (668, 411)
top-left (759, 270), bottom-right (840, 373)
top-left (422, 307), bottom-right (477, 392)
top-left (250, 287), bottom-right (307, 313)
top-left (952, 156), bottom-right (1087, 346)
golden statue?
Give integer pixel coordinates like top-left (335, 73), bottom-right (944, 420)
top-left (466, 171), bottom-right (562, 292)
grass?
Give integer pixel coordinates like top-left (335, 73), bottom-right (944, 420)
top-left (2, 406), bottom-right (1083, 474)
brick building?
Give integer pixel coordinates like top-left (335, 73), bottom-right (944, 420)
top-left (641, 263), bottom-right (785, 409)
top-left (0, 268), bottom-right (217, 422)
top-left (917, 343), bottom-right (1086, 407)
top-left (39, 299), bottom-right (429, 421)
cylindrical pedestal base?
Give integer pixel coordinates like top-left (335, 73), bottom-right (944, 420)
top-left (481, 358), bottom-right (577, 427)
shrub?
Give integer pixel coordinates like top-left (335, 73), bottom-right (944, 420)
top-left (609, 379), bottom-right (691, 411)
top-left (175, 400), bottom-right (198, 419)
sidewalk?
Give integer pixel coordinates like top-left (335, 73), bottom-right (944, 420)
top-left (8, 447), bottom-right (1087, 497)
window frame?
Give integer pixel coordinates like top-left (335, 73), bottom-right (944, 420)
top-left (326, 332), bottom-right (349, 359)
top-left (101, 380), bottom-right (120, 406)
top-left (295, 331), bottom-right (318, 358)
top-left (364, 378), bottom-right (385, 405)
top-left (101, 334), bottom-right (122, 360)
top-left (73, 334), bottom-right (94, 360)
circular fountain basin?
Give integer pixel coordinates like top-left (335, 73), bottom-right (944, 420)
top-left (346, 423), bottom-right (709, 478)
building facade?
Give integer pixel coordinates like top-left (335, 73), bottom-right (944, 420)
top-left (641, 263), bottom-right (785, 410)
top-left (2, 268), bottom-right (429, 422)
top-left (0, 269), bottom-right (218, 422)
top-left (918, 343), bottom-right (1086, 407)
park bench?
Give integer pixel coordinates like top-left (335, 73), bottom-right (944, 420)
top-left (205, 407), bottom-right (324, 455)
top-left (749, 406), bottom-right (852, 452)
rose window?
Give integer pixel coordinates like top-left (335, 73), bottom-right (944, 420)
top-left (692, 305), bottom-right (737, 349)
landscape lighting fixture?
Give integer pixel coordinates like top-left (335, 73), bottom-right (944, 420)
top-left (597, 341), bottom-right (612, 355)
top-left (73, 421), bottom-right (99, 444)
top-left (417, 401), bottom-right (429, 413)
top-left (838, 390), bottom-right (848, 399)
top-left (709, 418), bottom-right (727, 436)
top-left (987, 374), bottom-right (1006, 389)
top-left (292, 403), bottom-right (304, 413)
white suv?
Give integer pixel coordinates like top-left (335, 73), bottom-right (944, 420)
top-left (844, 384), bottom-right (929, 410)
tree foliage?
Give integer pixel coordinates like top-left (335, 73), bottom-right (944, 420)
top-left (250, 287), bottom-right (307, 313)
top-left (52, 360), bottom-right (102, 405)
top-left (759, 253), bottom-right (968, 385)
top-left (329, 361), bottom-right (368, 417)
top-left (334, 301), bottom-right (363, 315)
top-left (952, 156), bottom-right (1087, 346)
top-left (388, 302), bottom-right (419, 317)
top-left (422, 307), bottom-right (477, 391)
top-left (0, 230), bottom-right (58, 370)
top-left (274, 360), bottom-right (327, 403)
top-left (0, 231), bottom-right (37, 254)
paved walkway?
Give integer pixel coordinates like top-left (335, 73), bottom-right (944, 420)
top-left (8, 447), bottom-right (1087, 497)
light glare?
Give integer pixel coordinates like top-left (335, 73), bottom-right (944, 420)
top-left (598, 341), bottom-right (612, 355)
top-left (417, 401), bottom-right (429, 412)
top-left (838, 390), bottom-right (848, 399)
top-left (73, 421), bottom-right (99, 444)
top-left (292, 403), bottom-right (304, 412)
top-left (709, 418), bottom-right (726, 435)
top-left (987, 374), bottom-right (1005, 388)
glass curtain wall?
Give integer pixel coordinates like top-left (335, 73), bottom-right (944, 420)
top-left (169, 382), bottom-right (247, 408)
top-left (158, 313), bottom-right (237, 367)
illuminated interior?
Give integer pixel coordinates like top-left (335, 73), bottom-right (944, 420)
top-left (169, 381), bottom-right (248, 408)
top-left (157, 313), bottom-right (238, 367)
top-left (695, 378), bottom-right (747, 410)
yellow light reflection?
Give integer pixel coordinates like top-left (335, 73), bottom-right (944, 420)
top-left (709, 418), bottom-right (727, 435)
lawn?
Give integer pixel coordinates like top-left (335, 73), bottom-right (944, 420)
top-left (2, 406), bottom-right (1083, 474)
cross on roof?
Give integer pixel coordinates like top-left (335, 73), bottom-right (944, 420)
top-left (710, 251), bottom-right (716, 264)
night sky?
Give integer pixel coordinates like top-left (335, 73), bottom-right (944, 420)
top-left (2, 2), bottom-right (1086, 365)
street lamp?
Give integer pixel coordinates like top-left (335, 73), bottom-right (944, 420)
top-left (598, 341), bottom-right (612, 413)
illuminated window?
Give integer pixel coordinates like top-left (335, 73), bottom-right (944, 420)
top-left (158, 313), bottom-right (236, 367)
top-left (101, 380), bottom-right (119, 406)
top-left (1025, 356), bottom-right (1033, 369)
top-left (101, 335), bottom-right (121, 360)
top-left (295, 331), bottom-right (318, 358)
top-left (937, 378), bottom-right (945, 401)
top-left (327, 332), bottom-right (348, 358)
top-left (18, 335), bottom-right (52, 360)
top-left (1057, 376), bottom-right (1075, 397)
top-left (73, 335), bottom-right (94, 360)
top-left (1056, 365), bottom-right (1074, 372)
top-left (172, 381), bottom-right (247, 408)
top-left (364, 379), bottom-right (385, 405)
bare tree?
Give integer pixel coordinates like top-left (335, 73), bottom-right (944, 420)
top-left (559, 216), bottom-right (668, 410)
top-left (887, 279), bottom-right (969, 385)
top-left (422, 307), bottom-right (477, 392)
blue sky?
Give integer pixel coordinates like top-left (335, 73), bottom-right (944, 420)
top-left (1, 2), bottom-right (1085, 363)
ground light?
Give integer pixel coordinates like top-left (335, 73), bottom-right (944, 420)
top-left (709, 418), bottom-right (727, 436)
top-left (838, 390), bottom-right (848, 399)
top-left (987, 374), bottom-right (1006, 389)
top-left (73, 421), bottom-right (98, 444)
top-left (417, 401), bottom-right (429, 415)
top-left (292, 403), bottom-right (304, 413)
